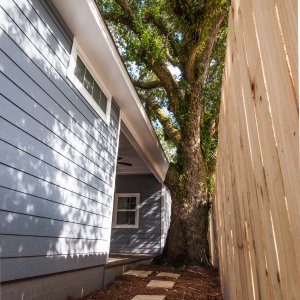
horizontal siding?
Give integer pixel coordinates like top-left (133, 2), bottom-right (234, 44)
top-left (0, 210), bottom-right (109, 238)
top-left (0, 151), bottom-right (111, 206)
top-left (0, 118), bottom-right (111, 189)
top-left (110, 174), bottom-right (162, 254)
top-left (0, 46), bottom-right (116, 171)
top-left (0, 235), bottom-right (107, 257)
top-left (0, 102), bottom-right (112, 186)
top-left (0, 9), bottom-right (118, 143)
top-left (0, 0), bottom-right (120, 282)
top-left (0, 172), bottom-right (111, 217)
top-left (0, 187), bottom-right (110, 224)
top-left (36, 0), bottom-right (73, 49)
top-left (0, 140), bottom-right (111, 199)
top-left (12, 0), bottom-right (70, 68)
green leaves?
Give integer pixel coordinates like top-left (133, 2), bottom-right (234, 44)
top-left (98, 0), bottom-right (228, 192)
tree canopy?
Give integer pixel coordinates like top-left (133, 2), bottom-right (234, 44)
top-left (97, 0), bottom-right (229, 265)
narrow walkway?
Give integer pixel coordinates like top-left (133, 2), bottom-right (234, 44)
top-left (83, 263), bottom-right (222, 300)
top-left (125, 269), bottom-right (180, 299)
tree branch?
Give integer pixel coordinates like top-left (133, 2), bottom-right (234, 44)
top-left (133, 80), bottom-right (163, 89)
top-left (178, 3), bottom-right (225, 85)
top-left (152, 63), bottom-right (181, 113)
top-left (115, 0), bottom-right (132, 15)
top-left (196, 11), bottom-right (225, 88)
top-left (140, 93), bottom-right (180, 146)
top-left (144, 11), bottom-right (182, 64)
top-left (167, 52), bottom-right (182, 69)
top-left (101, 12), bottom-right (134, 29)
top-left (100, 2), bottom-right (183, 113)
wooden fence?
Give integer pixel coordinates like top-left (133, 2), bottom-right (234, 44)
top-left (214, 0), bottom-right (299, 299)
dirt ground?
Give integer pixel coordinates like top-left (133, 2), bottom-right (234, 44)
top-left (82, 264), bottom-right (223, 300)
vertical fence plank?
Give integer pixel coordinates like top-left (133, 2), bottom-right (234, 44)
top-left (233, 2), bottom-right (283, 298)
top-left (274, 0), bottom-right (298, 100)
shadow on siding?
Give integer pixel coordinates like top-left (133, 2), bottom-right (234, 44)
top-left (0, 0), bottom-right (117, 282)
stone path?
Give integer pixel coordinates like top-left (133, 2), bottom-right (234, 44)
top-left (124, 270), bottom-right (153, 278)
top-left (146, 280), bottom-right (175, 289)
top-left (125, 269), bottom-right (180, 300)
top-left (156, 272), bottom-right (180, 279)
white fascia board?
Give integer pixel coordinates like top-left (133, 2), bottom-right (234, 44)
top-left (52, 0), bottom-right (169, 182)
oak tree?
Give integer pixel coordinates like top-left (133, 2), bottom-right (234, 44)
top-left (97, 0), bottom-right (228, 265)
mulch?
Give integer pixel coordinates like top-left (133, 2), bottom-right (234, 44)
top-left (82, 263), bottom-right (223, 300)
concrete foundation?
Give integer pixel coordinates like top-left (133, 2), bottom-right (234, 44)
top-left (1, 266), bottom-right (105, 300)
top-left (1, 254), bottom-right (155, 300)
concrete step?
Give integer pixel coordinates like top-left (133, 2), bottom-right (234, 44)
top-left (146, 280), bottom-right (175, 289)
top-left (124, 270), bottom-right (153, 278)
top-left (156, 272), bottom-right (180, 279)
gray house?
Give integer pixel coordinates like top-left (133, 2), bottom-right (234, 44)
top-left (0, 0), bottom-right (171, 299)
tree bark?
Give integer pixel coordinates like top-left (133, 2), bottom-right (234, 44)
top-left (166, 188), bottom-right (210, 265)
top-left (164, 95), bottom-right (210, 265)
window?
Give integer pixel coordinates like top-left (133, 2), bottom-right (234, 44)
top-left (113, 193), bottom-right (140, 228)
top-left (67, 39), bottom-right (111, 123)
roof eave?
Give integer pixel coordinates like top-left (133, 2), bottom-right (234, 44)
top-left (52, 0), bottom-right (169, 182)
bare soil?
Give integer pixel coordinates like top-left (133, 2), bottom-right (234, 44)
top-left (82, 264), bottom-right (223, 300)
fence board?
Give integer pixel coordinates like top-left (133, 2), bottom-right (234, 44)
top-left (226, 27), bottom-right (257, 299)
top-left (274, 0), bottom-right (298, 100)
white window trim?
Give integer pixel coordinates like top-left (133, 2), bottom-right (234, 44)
top-left (113, 193), bottom-right (140, 228)
top-left (67, 38), bottom-right (112, 124)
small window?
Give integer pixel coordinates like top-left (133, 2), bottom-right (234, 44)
top-left (113, 193), bottom-right (140, 228)
top-left (67, 39), bottom-right (111, 123)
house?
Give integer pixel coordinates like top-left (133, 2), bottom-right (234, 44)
top-left (0, 0), bottom-right (171, 299)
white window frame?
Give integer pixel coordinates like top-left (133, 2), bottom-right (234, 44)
top-left (67, 38), bottom-right (111, 124)
top-left (113, 193), bottom-right (140, 228)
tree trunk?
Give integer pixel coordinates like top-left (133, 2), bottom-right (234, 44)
top-left (166, 184), bottom-right (210, 265)
top-left (164, 96), bottom-right (210, 265)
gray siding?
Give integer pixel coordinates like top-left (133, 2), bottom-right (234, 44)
top-left (0, 0), bottom-right (119, 282)
top-left (110, 174), bottom-right (162, 254)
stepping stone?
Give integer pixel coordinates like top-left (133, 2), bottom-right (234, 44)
top-left (146, 280), bottom-right (175, 289)
top-left (124, 270), bottom-right (153, 277)
top-left (156, 272), bottom-right (180, 279)
top-left (131, 296), bottom-right (166, 300)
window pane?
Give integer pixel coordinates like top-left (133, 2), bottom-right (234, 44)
top-left (99, 90), bottom-right (108, 113)
top-left (74, 56), bottom-right (85, 83)
top-left (83, 69), bottom-right (93, 94)
top-left (73, 55), bottom-right (109, 116)
top-left (117, 197), bottom-right (137, 210)
top-left (92, 82), bottom-right (101, 103)
top-left (118, 197), bottom-right (129, 209)
top-left (129, 197), bottom-right (136, 209)
top-left (116, 211), bottom-right (136, 225)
